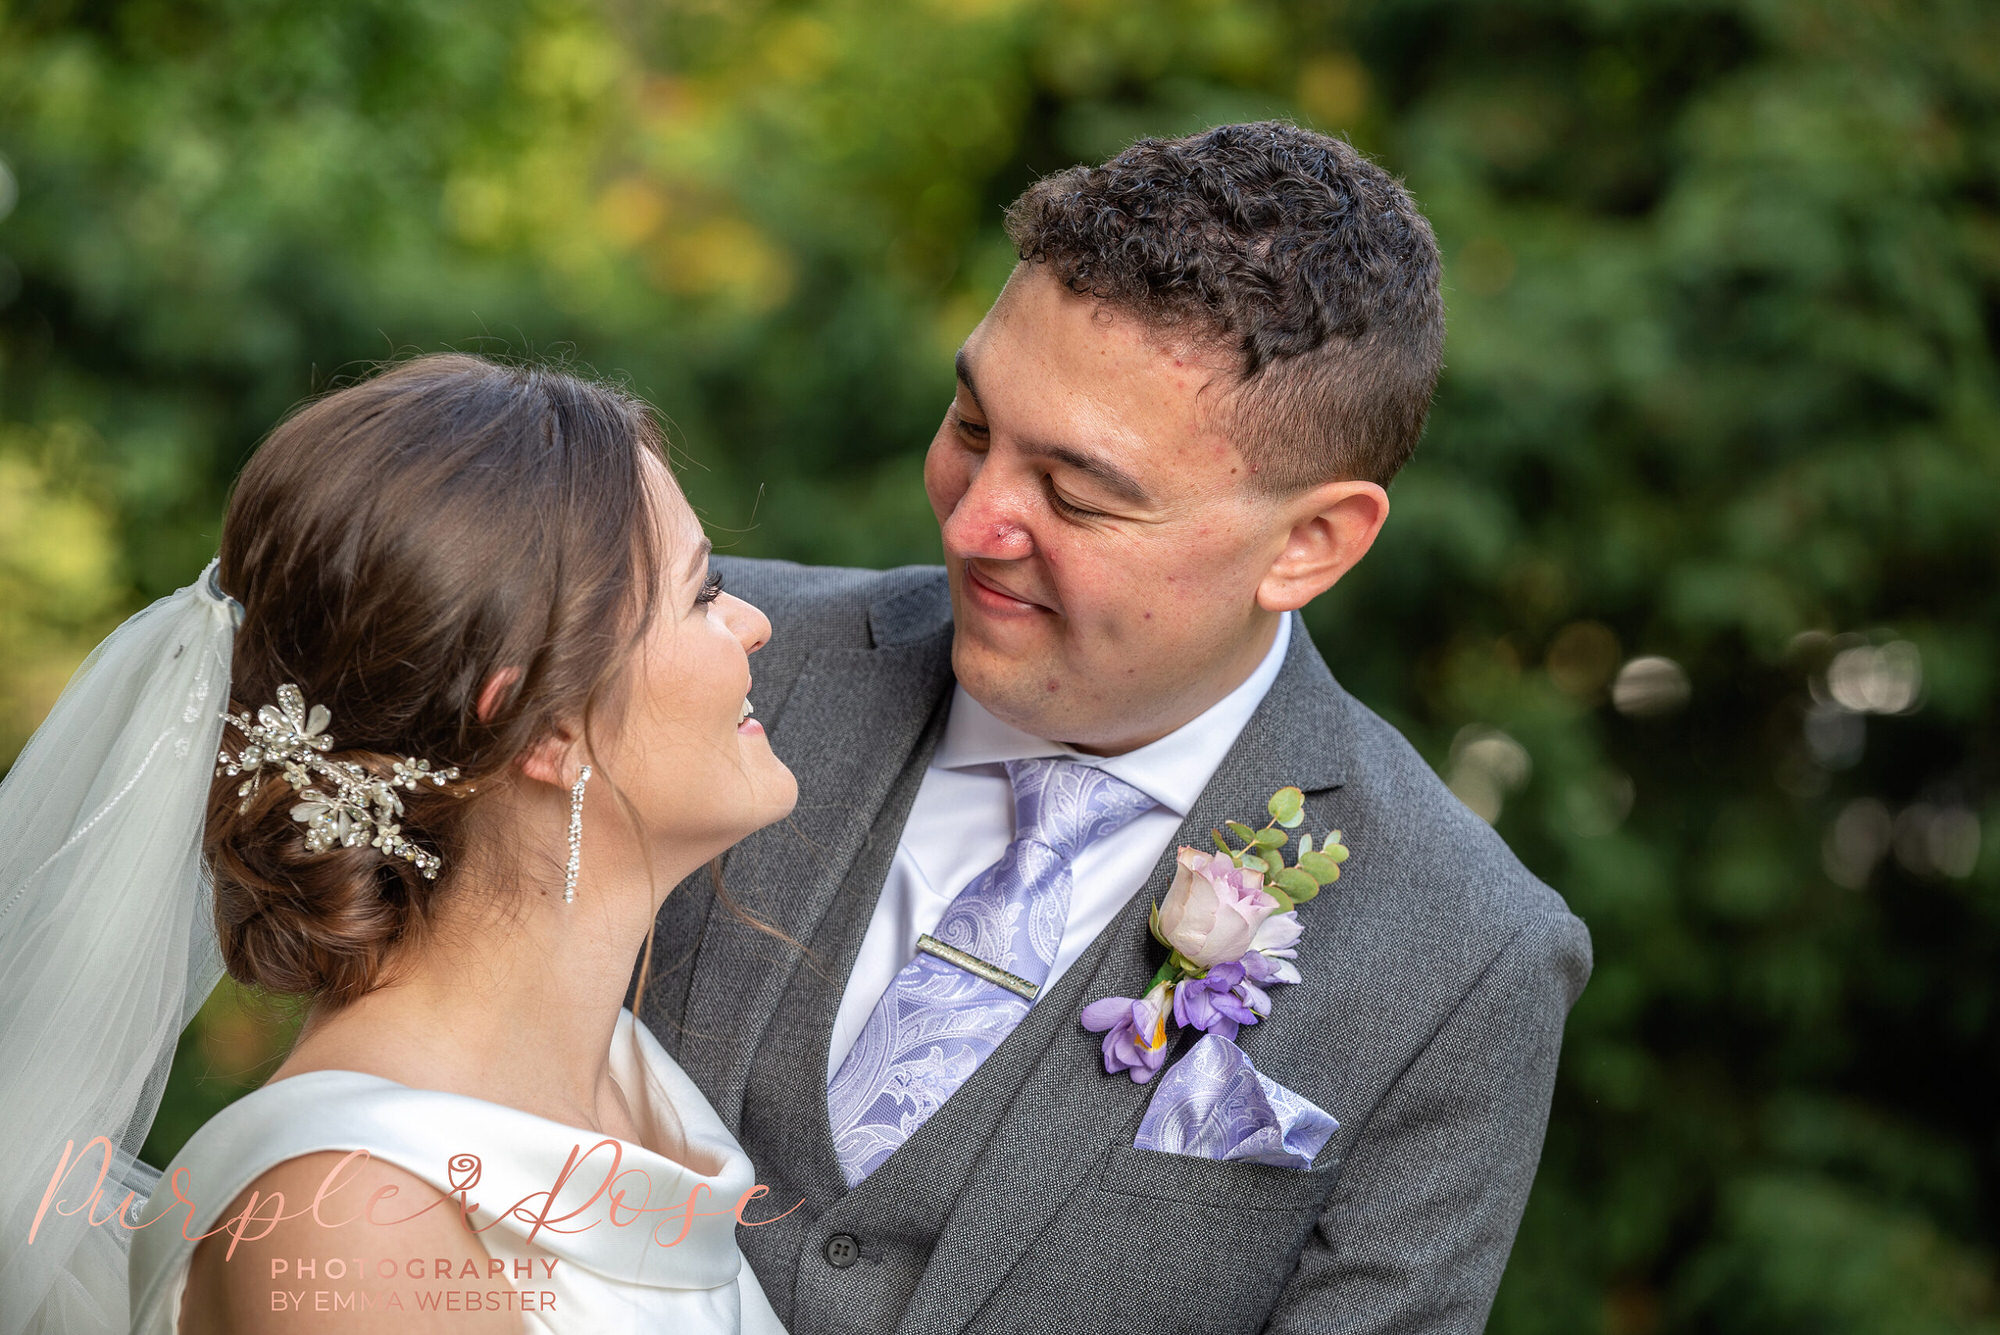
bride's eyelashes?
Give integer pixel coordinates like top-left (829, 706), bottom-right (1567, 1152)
top-left (694, 569), bottom-right (723, 611)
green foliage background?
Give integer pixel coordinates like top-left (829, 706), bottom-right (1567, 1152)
top-left (3, 0), bottom-right (1995, 1329)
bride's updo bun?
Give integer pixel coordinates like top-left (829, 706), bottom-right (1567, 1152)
top-left (206, 353), bottom-right (666, 1007)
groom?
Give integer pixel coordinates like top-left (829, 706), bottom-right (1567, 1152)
top-left (639, 121), bottom-right (1590, 1334)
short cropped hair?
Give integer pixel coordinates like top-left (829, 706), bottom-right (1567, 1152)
top-left (1003, 121), bottom-right (1444, 490)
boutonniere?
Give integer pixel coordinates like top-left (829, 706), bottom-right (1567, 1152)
top-left (1081, 786), bottom-right (1349, 1083)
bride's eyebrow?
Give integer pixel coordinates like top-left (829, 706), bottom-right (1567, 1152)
top-left (683, 538), bottom-right (713, 585)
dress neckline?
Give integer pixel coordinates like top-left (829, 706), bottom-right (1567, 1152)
top-left (254, 1008), bottom-right (712, 1178)
top-left (176, 1009), bottom-right (754, 1287)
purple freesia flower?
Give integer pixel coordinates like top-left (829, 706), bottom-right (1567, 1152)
top-left (1241, 947), bottom-right (1301, 987)
top-left (1172, 959), bottom-right (1261, 1041)
top-left (1080, 980), bottom-right (1174, 1083)
top-left (1250, 909), bottom-right (1302, 954)
top-left (1240, 908), bottom-right (1303, 988)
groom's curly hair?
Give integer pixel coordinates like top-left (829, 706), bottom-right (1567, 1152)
top-left (1004, 121), bottom-right (1444, 490)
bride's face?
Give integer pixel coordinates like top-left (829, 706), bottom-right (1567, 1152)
top-left (591, 457), bottom-right (797, 863)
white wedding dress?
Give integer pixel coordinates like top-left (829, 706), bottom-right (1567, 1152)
top-left (127, 1009), bottom-right (785, 1334)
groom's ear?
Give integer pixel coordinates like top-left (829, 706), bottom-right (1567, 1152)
top-left (1255, 479), bottom-right (1390, 613)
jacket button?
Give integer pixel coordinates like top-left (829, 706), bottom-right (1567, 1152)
top-left (824, 1233), bottom-right (859, 1268)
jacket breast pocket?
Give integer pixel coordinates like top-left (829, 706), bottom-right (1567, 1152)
top-left (968, 1145), bottom-right (1343, 1334)
top-left (1094, 1141), bottom-right (1343, 1213)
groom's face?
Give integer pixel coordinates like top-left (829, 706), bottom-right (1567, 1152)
top-left (924, 266), bottom-right (1296, 754)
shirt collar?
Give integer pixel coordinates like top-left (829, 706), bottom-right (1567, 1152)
top-left (933, 612), bottom-right (1293, 816)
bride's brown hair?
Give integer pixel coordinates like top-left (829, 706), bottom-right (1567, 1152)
top-left (206, 353), bottom-right (766, 1007)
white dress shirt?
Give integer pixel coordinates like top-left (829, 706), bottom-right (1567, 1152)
top-left (826, 613), bottom-right (1294, 1082)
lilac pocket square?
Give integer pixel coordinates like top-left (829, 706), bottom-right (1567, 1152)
top-left (1132, 1034), bottom-right (1338, 1168)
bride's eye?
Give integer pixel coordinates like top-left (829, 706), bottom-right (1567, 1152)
top-left (694, 569), bottom-right (723, 610)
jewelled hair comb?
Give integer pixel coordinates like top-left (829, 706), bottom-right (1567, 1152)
top-left (217, 684), bottom-right (462, 879)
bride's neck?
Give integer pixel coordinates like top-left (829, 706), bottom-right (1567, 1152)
top-left (275, 816), bottom-right (701, 1140)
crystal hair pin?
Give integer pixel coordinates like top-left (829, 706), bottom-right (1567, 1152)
top-left (217, 684), bottom-right (462, 879)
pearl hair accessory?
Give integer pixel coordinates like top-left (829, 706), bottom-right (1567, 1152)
top-left (564, 764), bottom-right (592, 903)
top-left (216, 683), bottom-right (461, 879)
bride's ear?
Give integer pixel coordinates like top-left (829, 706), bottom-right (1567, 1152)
top-left (479, 667), bottom-right (583, 788)
top-left (515, 729), bottom-right (580, 789)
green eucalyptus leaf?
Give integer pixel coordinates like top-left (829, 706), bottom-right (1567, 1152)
top-left (1266, 885), bottom-right (1295, 913)
top-left (1263, 845), bottom-right (1285, 873)
top-left (1297, 833), bottom-right (1313, 856)
top-left (1212, 828), bottom-right (1233, 855)
top-left (1240, 852), bottom-right (1268, 874)
top-left (1266, 786), bottom-right (1305, 823)
top-left (1226, 820), bottom-right (1258, 843)
top-left (1252, 826), bottom-right (1286, 848)
top-left (1297, 850), bottom-right (1343, 883)
top-left (1274, 866), bottom-right (1317, 897)
top-left (1288, 879), bottom-right (1321, 903)
top-left (1276, 807), bottom-right (1305, 829)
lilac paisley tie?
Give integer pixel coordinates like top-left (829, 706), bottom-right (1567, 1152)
top-left (828, 757), bottom-right (1154, 1187)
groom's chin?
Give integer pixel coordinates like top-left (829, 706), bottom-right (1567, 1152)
top-left (949, 636), bottom-right (1066, 735)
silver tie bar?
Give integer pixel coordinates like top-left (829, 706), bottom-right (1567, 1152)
top-left (914, 933), bottom-right (1041, 1001)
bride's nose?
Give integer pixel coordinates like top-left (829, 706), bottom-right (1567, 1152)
top-left (722, 593), bottom-right (771, 654)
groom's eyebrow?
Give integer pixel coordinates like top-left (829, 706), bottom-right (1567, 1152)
top-left (1036, 442), bottom-right (1152, 508)
top-left (955, 348), bottom-right (1153, 509)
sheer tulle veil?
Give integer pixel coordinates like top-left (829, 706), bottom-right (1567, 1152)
top-left (0, 558), bottom-right (240, 1335)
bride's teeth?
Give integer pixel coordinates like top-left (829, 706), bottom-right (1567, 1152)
top-left (739, 698), bottom-right (754, 722)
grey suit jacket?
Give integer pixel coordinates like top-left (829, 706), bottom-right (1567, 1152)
top-left (638, 558), bottom-right (1591, 1335)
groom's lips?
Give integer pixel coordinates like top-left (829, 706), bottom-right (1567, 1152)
top-left (964, 563), bottom-right (1052, 615)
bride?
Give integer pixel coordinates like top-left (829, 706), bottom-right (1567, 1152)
top-left (0, 354), bottom-right (798, 1333)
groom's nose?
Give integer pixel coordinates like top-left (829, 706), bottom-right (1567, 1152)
top-left (940, 458), bottom-right (1034, 564)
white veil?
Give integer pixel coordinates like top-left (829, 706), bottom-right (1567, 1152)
top-left (0, 559), bottom-right (239, 1335)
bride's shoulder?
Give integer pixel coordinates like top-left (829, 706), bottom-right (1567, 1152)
top-left (180, 1150), bottom-right (516, 1335)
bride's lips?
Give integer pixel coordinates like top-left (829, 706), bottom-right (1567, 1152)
top-left (737, 681), bottom-right (762, 735)
top-left (963, 563), bottom-right (1052, 616)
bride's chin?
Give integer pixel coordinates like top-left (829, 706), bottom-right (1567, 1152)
top-left (744, 772), bottom-right (800, 831)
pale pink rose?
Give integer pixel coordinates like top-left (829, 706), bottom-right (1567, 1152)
top-left (1157, 847), bottom-right (1280, 967)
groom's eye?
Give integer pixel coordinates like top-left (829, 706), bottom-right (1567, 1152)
top-left (952, 409), bottom-right (989, 442)
top-left (1046, 479), bottom-right (1104, 520)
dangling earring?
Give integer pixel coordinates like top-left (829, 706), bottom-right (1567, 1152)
top-left (564, 764), bottom-right (592, 904)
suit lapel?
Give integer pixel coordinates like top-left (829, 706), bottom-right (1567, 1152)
top-left (895, 613), bottom-right (1356, 1335)
top-left (677, 583), bottom-right (955, 1129)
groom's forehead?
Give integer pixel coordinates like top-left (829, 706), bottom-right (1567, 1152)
top-left (961, 316), bottom-right (1243, 491)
